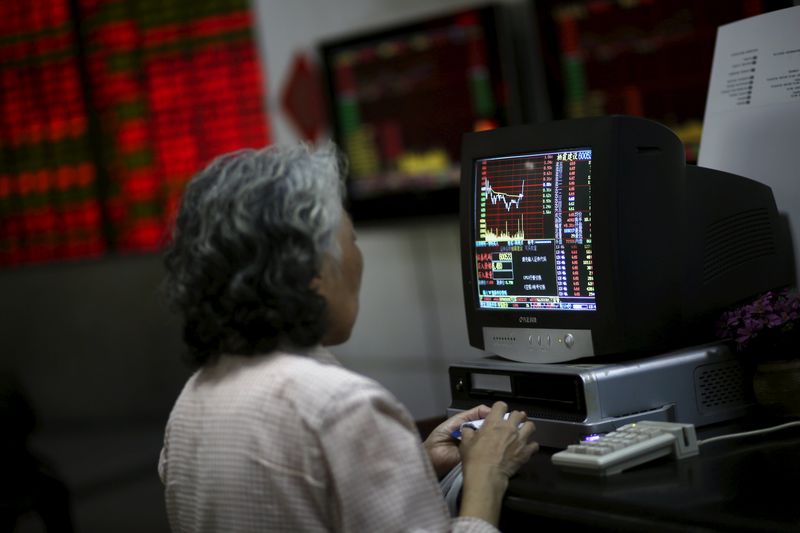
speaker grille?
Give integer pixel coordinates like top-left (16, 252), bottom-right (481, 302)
top-left (695, 361), bottom-right (749, 413)
top-left (490, 335), bottom-right (517, 345)
top-left (703, 208), bottom-right (775, 284)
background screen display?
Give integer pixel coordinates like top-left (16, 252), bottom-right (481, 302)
top-left (474, 148), bottom-right (595, 311)
top-left (321, 7), bottom-right (510, 205)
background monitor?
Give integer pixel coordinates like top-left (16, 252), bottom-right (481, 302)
top-left (460, 115), bottom-right (794, 363)
top-left (319, 4), bottom-right (522, 220)
top-left (532, 0), bottom-right (794, 162)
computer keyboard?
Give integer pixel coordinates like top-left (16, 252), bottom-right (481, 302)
top-left (551, 420), bottom-right (699, 476)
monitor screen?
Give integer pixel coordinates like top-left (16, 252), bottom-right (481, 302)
top-left (319, 5), bottom-right (518, 220)
top-left (473, 148), bottom-right (595, 312)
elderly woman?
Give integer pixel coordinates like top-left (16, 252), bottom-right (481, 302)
top-left (159, 143), bottom-right (538, 532)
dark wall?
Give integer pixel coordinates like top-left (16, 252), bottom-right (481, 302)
top-left (0, 253), bottom-right (190, 532)
top-left (0, 253), bottom-right (189, 427)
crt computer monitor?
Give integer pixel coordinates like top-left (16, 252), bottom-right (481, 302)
top-left (460, 115), bottom-right (794, 364)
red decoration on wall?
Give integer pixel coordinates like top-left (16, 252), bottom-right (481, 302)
top-left (280, 52), bottom-right (326, 142)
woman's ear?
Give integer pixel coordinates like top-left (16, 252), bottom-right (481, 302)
top-left (312, 254), bottom-right (336, 297)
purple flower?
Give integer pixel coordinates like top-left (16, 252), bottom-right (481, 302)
top-left (716, 288), bottom-right (800, 356)
top-left (767, 314), bottom-right (783, 327)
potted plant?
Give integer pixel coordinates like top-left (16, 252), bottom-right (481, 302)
top-left (716, 288), bottom-right (800, 416)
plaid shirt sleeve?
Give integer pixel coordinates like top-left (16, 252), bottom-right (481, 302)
top-left (315, 381), bottom-right (499, 533)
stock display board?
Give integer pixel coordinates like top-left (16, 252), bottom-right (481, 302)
top-left (0, 0), bottom-right (105, 265)
top-left (534, 0), bottom-right (792, 162)
top-left (0, 0), bottom-right (270, 266)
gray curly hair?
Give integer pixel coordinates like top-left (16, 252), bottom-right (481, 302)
top-left (163, 142), bottom-right (347, 366)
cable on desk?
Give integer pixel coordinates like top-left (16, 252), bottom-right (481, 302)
top-left (697, 420), bottom-right (800, 446)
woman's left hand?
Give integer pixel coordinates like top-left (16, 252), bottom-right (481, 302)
top-left (422, 404), bottom-right (491, 479)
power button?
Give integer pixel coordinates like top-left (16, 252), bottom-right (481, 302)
top-left (564, 333), bottom-right (575, 348)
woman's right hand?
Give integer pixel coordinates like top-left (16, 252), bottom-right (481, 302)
top-left (459, 400), bottom-right (538, 482)
top-left (457, 401), bottom-right (538, 526)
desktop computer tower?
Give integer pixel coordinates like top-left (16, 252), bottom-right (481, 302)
top-left (447, 343), bottom-right (753, 449)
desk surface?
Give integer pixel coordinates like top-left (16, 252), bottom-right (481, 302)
top-left (500, 417), bottom-right (800, 532)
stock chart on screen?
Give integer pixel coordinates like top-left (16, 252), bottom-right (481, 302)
top-left (474, 148), bottom-right (595, 311)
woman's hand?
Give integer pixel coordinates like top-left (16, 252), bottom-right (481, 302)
top-left (422, 404), bottom-right (492, 479)
top-left (459, 401), bottom-right (537, 481)
top-left (457, 401), bottom-right (538, 526)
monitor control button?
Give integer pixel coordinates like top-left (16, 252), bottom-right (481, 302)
top-left (564, 333), bottom-right (575, 348)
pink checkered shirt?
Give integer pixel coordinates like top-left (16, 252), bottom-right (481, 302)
top-left (159, 346), bottom-right (497, 532)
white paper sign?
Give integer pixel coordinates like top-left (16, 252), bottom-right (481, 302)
top-left (699, 6), bottom-right (800, 286)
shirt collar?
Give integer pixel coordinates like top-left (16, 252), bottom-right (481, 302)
top-left (278, 342), bottom-right (342, 367)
